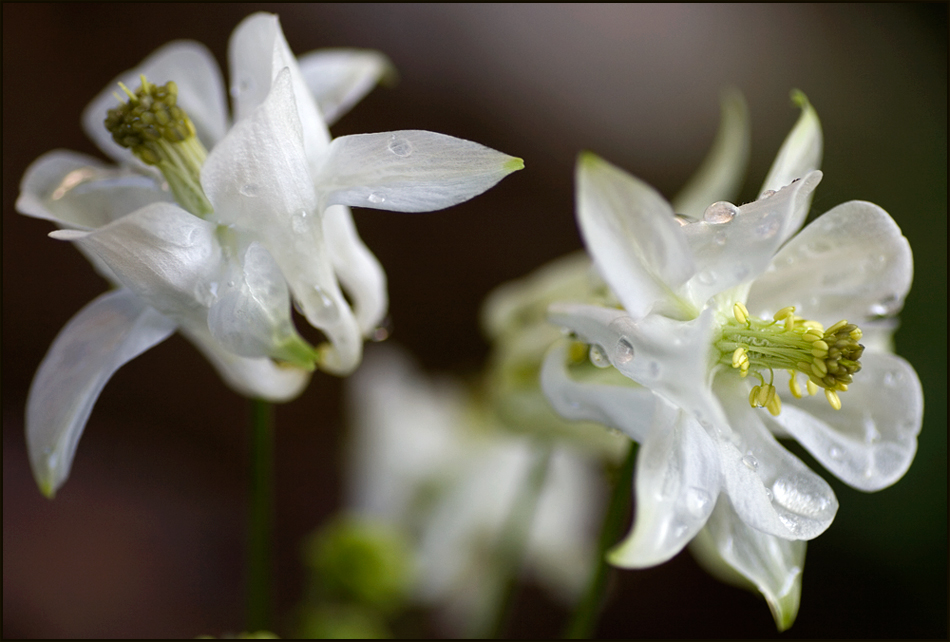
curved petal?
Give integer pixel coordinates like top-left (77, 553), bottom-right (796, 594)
top-left (680, 170), bottom-right (822, 307)
top-left (671, 88), bottom-right (751, 220)
top-left (576, 153), bottom-right (695, 320)
top-left (297, 48), bottom-right (396, 126)
top-left (180, 324), bottom-right (310, 402)
top-left (767, 352), bottom-right (922, 491)
top-left (609, 399), bottom-right (721, 568)
top-left (202, 69), bottom-right (361, 375)
top-left (323, 204), bottom-right (388, 335)
top-left (759, 90), bottom-right (822, 241)
top-left (746, 200), bottom-right (913, 332)
top-left (540, 340), bottom-right (656, 443)
top-left (715, 376), bottom-right (838, 540)
top-left (83, 40), bottom-right (229, 166)
top-left (694, 499), bottom-right (806, 631)
top-left (26, 289), bottom-right (177, 497)
top-left (316, 130), bottom-right (523, 212)
top-left (228, 12), bottom-right (331, 170)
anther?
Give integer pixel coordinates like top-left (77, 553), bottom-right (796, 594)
top-left (734, 302), bottom-right (749, 325)
top-left (825, 388), bottom-right (842, 410)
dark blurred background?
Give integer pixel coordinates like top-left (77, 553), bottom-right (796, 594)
top-left (3, 4), bottom-right (946, 638)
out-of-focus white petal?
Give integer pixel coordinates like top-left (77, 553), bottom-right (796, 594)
top-left (716, 377), bottom-right (838, 540)
top-left (316, 130), bottom-right (523, 213)
top-left (759, 91), bottom-right (823, 235)
top-left (576, 153), bottom-right (696, 320)
top-left (696, 498), bottom-right (805, 631)
top-left (26, 289), bottom-right (177, 497)
top-left (671, 89), bottom-right (750, 220)
top-left (768, 352), bottom-right (922, 491)
top-left (202, 69), bottom-right (361, 374)
top-left (540, 340), bottom-right (656, 443)
top-left (180, 323), bottom-right (311, 402)
top-left (746, 200), bottom-right (913, 331)
top-left (681, 171), bottom-right (822, 307)
top-left (323, 204), bottom-right (388, 335)
top-left (298, 48), bottom-right (396, 126)
top-left (83, 40), bottom-right (229, 166)
top-left (228, 12), bottom-right (331, 170)
top-left (609, 400), bottom-right (721, 568)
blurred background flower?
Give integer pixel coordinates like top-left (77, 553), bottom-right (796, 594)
top-left (3, 4), bottom-right (945, 638)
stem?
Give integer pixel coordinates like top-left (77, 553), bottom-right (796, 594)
top-left (474, 440), bottom-right (554, 639)
top-left (247, 399), bottom-right (275, 632)
top-left (563, 440), bottom-right (638, 639)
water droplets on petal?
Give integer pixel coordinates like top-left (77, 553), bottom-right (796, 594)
top-left (772, 474), bottom-right (832, 517)
top-left (686, 487), bottom-right (713, 518)
top-left (829, 446), bottom-right (844, 461)
top-left (311, 286), bottom-right (340, 323)
top-left (589, 344), bottom-right (610, 368)
top-left (741, 454), bottom-right (759, 471)
top-left (367, 193), bottom-right (386, 204)
top-left (387, 137), bottom-right (412, 157)
top-left (239, 184), bottom-right (259, 197)
top-left (703, 201), bottom-right (739, 224)
top-left (697, 270), bottom-right (717, 285)
top-left (756, 215), bottom-right (781, 239)
top-left (614, 337), bottom-right (635, 365)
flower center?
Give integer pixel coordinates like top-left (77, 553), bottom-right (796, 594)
top-left (716, 302), bottom-right (864, 415)
top-left (104, 75), bottom-right (212, 217)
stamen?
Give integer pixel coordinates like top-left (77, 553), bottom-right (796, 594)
top-left (825, 388), bottom-right (842, 410)
top-left (734, 302), bottom-right (749, 325)
top-left (806, 380), bottom-right (819, 396)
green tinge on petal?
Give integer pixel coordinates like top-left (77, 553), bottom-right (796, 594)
top-left (273, 334), bottom-right (320, 371)
top-left (504, 157), bottom-right (525, 172)
top-left (759, 89), bottom-right (822, 202)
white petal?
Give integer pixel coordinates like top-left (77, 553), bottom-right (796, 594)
top-left (201, 69), bottom-right (362, 374)
top-left (696, 499), bottom-right (806, 631)
top-left (681, 171), bottom-right (822, 307)
top-left (671, 89), bottom-right (751, 220)
top-left (297, 48), bottom-right (396, 125)
top-left (180, 324), bottom-right (310, 402)
top-left (83, 40), bottom-right (229, 166)
top-left (26, 289), bottom-right (176, 497)
top-left (609, 400), bottom-right (721, 568)
top-left (768, 352), bottom-right (922, 491)
top-left (715, 376), bottom-right (838, 540)
top-left (540, 340), bottom-right (655, 443)
top-left (323, 204), bottom-right (388, 334)
top-left (228, 12), bottom-right (331, 171)
top-left (746, 200), bottom-right (913, 333)
top-left (759, 90), bottom-right (823, 239)
top-left (576, 153), bottom-right (695, 320)
top-left (316, 130), bottom-right (523, 212)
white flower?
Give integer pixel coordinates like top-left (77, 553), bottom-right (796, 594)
top-left (17, 13), bottom-right (521, 497)
top-left (540, 93), bottom-right (922, 628)
top-left (346, 345), bottom-right (605, 635)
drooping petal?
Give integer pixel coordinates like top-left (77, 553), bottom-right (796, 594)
top-left (540, 340), bottom-right (656, 443)
top-left (693, 499), bottom-right (806, 631)
top-left (179, 324), bottom-right (310, 402)
top-left (202, 68), bottom-right (361, 374)
top-left (746, 200), bottom-right (913, 336)
top-left (26, 289), bottom-right (177, 497)
top-left (297, 48), bottom-right (396, 126)
top-left (681, 170), bottom-right (822, 307)
top-left (315, 130), bottom-right (523, 213)
top-left (759, 90), bottom-right (823, 240)
top-left (83, 40), bottom-right (229, 166)
top-left (322, 204), bottom-right (388, 335)
top-left (715, 376), bottom-right (838, 540)
top-left (576, 152), bottom-right (696, 320)
top-left (609, 399), bottom-right (721, 568)
top-left (228, 12), bottom-right (331, 169)
top-left (671, 89), bottom-right (751, 220)
top-left (767, 352), bottom-right (922, 491)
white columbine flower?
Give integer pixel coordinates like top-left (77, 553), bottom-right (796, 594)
top-left (540, 94), bottom-right (922, 629)
top-left (17, 12), bottom-right (521, 497)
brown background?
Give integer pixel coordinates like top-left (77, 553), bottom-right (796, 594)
top-left (4, 4), bottom-right (947, 638)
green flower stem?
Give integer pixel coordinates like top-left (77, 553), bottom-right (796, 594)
top-left (563, 440), bottom-right (638, 639)
top-left (247, 399), bottom-right (275, 632)
top-left (475, 440), bottom-right (554, 639)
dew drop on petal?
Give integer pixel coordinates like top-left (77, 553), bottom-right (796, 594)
top-left (387, 137), bottom-right (412, 157)
top-left (647, 361), bottom-right (660, 378)
top-left (772, 475), bottom-right (831, 517)
top-left (686, 487), bottom-right (712, 518)
top-left (756, 215), bottom-right (781, 239)
top-left (614, 338), bottom-right (635, 365)
top-left (674, 214), bottom-right (692, 226)
top-left (367, 193), bottom-right (386, 204)
top-left (829, 446), bottom-right (844, 461)
top-left (697, 270), bottom-right (717, 285)
top-left (673, 524), bottom-right (689, 539)
top-left (714, 231), bottom-right (727, 246)
top-left (310, 286), bottom-right (340, 323)
top-left (703, 201), bottom-right (739, 224)
top-left (759, 189), bottom-right (777, 200)
top-left (741, 454), bottom-right (759, 471)
top-left (240, 184), bottom-right (259, 197)
top-left (589, 344), bottom-right (610, 368)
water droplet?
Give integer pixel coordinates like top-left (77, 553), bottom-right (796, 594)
top-left (714, 231), bottom-right (727, 246)
top-left (367, 192), bottom-right (386, 204)
top-left (208, 281), bottom-right (219, 297)
top-left (759, 189), bottom-right (777, 200)
top-left (647, 361), bottom-right (660, 378)
top-left (765, 488), bottom-right (774, 501)
top-left (240, 184), bottom-right (259, 197)
top-left (227, 280), bottom-right (235, 288)
top-left (387, 137), bottom-right (412, 157)
top-left (589, 344), bottom-right (610, 368)
top-left (697, 270), bottom-right (717, 285)
top-left (742, 454), bottom-right (759, 471)
top-left (756, 215), bottom-right (781, 238)
top-left (829, 446), bottom-right (844, 461)
top-left (674, 524), bottom-right (689, 538)
top-left (292, 213), bottom-right (307, 234)
top-left (703, 201), bottom-right (739, 224)
top-left (231, 78), bottom-right (253, 98)
top-left (733, 264), bottom-right (750, 280)
top-left (310, 286), bottom-right (340, 323)
top-left (686, 488), bottom-right (712, 518)
top-left (674, 214), bottom-right (692, 226)
top-left (772, 475), bottom-right (831, 517)
top-left (371, 317), bottom-right (393, 342)
top-left (614, 338), bottom-right (635, 364)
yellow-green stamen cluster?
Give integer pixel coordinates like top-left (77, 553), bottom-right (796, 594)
top-left (104, 75), bottom-right (212, 217)
top-left (718, 303), bottom-right (864, 413)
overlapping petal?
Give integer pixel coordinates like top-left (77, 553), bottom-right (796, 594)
top-left (298, 48), bottom-right (396, 126)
